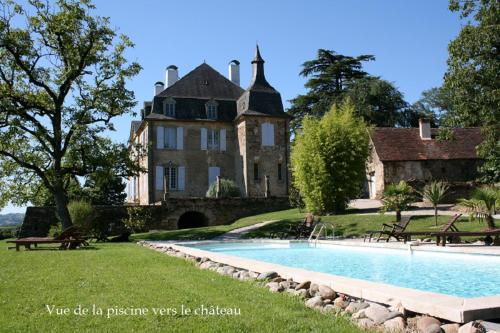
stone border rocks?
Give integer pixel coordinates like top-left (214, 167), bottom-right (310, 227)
top-left (139, 241), bottom-right (500, 333)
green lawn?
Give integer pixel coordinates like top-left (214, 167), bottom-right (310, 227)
top-left (131, 209), bottom-right (301, 241)
top-left (243, 209), bottom-right (495, 240)
top-left (0, 241), bottom-right (363, 333)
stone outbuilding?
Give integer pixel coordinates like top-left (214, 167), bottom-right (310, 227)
top-left (366, 119), bottom-right (483, 199)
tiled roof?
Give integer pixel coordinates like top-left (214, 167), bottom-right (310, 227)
top-left (371, 127), bottom-right (483, 161)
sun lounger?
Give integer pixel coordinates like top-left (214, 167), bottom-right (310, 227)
top-left (7, 225), bottom-right (89, 251)
top-left (431, 229), bottom-right (500, 246)
top-left (364, 215), bottom-right (413, 242)
top-left (396, 213), bottom-right (462, 244)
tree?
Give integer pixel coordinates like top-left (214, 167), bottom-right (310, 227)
top-left (287, 49), bottom-right (375, 132)
top-left (0, 0), bottom-right (142, 229)
top-left (380, 181), bottom-right (415, 222)
top-left (82, 170), bottom-right (126, 206)
top-left (444, 0), bottom-right (500, 183)
top-left (206, 179), bottom-right (241, 198)
top-left (287, 49), bottom-right (410, 132)
top-left (408, 87), bottom-right (454, 127)
top-left (420, 181), bottom-right (450, 226)
top-left (345, 77), bottom-right (408, 127)
top-left (458, 186), bottom-right (498, 229)
top-left (291, 101), bottom-right (370, 214)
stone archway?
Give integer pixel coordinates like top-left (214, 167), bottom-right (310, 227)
top-left (177, 211), bottom-right (209, 229)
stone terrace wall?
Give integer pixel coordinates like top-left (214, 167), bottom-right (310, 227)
top-left (19, 197), bottom-right (290, 237)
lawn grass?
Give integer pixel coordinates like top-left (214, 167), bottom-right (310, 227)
top-left (130, 209), bottom-right (302, 241)
top-left (243, 209), bottom-right (496, 240)
top-left (0, 240), bottom-right (363, 333)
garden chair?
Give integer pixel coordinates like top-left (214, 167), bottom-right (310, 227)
top-left (363, 215), bottom-right (413, 242)
top-left (7, 225), bottom-right (89, 251)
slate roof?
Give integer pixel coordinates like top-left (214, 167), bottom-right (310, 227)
top-left (236, 46), bottom-right (287, 118)
top-left (371, 127), bottom-right (483, 162)
top-left (156, 63), bottom-right (244, 100)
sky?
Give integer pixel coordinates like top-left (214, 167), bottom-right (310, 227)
top-left (1, 0), bottom-right (463, 215)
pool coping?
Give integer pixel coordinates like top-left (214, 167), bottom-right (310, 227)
top-left (161, 239), bottom-right (500, 323)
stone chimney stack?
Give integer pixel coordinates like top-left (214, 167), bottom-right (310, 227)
top-left (419, 118), bottom-right (431, 140)
top-left (165, 65), bottom-right (179, 88)
top-left (229, 60), bottom-right (240, 86)
top-left (154, 81), bottom-right (164, 95)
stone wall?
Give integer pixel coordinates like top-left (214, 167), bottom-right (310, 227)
top-left (19, 197), bottom-right (290, 237)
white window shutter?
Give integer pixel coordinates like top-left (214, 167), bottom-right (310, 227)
top-left (201, 128), bottom-right (207, 150)
top-left (178, 166), bottom-right (185, 191)
top-left (208, 167), bottom-right (220, 186)
top-left (176, 127), bottom-right (184, 150)
top-left (269, 123), bottom-right (275, 146)
top-left (220, 128), bottom-right (226, 151)
top-left (157, 126), bottom-right (164, 149)
top-left (155, 166), bottom-right (164, 190)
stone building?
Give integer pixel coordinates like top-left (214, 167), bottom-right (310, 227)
top-left (127, 46), bottom-right (290, 204)
top-left (366, 119), bottom-right (483, 199)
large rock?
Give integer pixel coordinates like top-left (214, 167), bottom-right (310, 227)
top-left (266, 282), bottom-right (284, 293)
top-left (458, 322), bottom-right (481, 333)
top-left (295, 281), bottom-right (311, 290)
top-left (199, 261), bottom-right (214, 269)
top-left (352, 309), bottom-right (367, 320)
top-left (309, 283), bottom-right (319, 296)
top-left (257, 271), bottom-right (279, 280)
top-left (364, 303), bottom-right (391, 324)
top-left (322, 304), bottom-right (337, 314)
top-left (333, 296), bottom-right (349, 309)
top-left (293, 289), bottom-right (309, 299)
top-left (384, 317), bottom-right (406, 332)
top-left (441, 323), bottom-right (460, 333)
top-left (318, 285), bottom-right (336, 299)
top-left (417, 316), bottom-right (442, 333)
top-left (345, 302), bottom-right (369, 314)
top-left (305, 296), bottom-right (324, 309)
top-left (357, 318), bottom-right (375, 329)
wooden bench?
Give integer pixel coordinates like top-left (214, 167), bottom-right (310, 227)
top-left (7, 226), bottom-right (89, 251)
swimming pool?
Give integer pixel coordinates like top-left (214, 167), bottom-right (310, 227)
top-left (188, 242), bottom-right (500, 298)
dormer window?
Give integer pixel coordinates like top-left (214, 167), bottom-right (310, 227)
top-left (205, 100), bottom-right (218, 120)
top-left (163, 98), bottom-right (176, 117)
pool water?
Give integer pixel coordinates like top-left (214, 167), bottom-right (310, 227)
top-left (188, 242), bottom-right (500, 298)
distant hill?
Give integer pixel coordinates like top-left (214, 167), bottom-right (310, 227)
top-left (0, 213), bottom-right (24, 227)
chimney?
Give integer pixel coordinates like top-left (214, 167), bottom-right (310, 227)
top-left (419, 118), bottom-right (431, 140)
top-left (229, 60), bottom-right (240, 86)
top-left (154, 81), bottom-right (164, 95)
top-left (165, 65), bottom-right (179, 87)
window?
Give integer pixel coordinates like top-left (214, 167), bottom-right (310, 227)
top-left (278, 163), bottom-right (283, 181)
top-left (207, 129), bottom-right (220, 150)
top-left (164, 127), bottom-right (177, 149)
top-left (261, 122), bottom-right (275, 146)
top-left (165, 166), bottom-right (177, 190)
top-left (163, 98), bottom-right (176, 117)
top-left (206, 100), bottom-right (218, 120)
top-left (253, 163), bottom-right (259, 181)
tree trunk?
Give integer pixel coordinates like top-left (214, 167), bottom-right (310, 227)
top-left (53, 186), bottom-right (73, 230)
top-left (434, 206), bottom-right (438, 226)
top-left (486, 215), bottom-right (496, 230)
top-left (396, 210), bottom-right (401, 222)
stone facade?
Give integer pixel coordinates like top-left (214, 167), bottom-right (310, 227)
top-left (128, 46), bottom-right (290, 204)
top-left (366, 120), bottom-right (483, 200)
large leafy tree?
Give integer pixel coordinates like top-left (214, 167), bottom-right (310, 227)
top-left (0, 0), bottom-right (142, 228)
top-left (444, 0), bottom-right (500, 183)
top-left (287, 49), bottom-right (409, 131)
top-left (291, 101), bottom-right (370, 214)
top-left (408, 87), bottom-right (455, 126)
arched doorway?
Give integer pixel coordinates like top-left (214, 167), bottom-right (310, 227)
top-left (177, 211), bottom-right (209, 229)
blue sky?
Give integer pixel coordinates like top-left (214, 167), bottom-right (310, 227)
top-left (1, 0), bottom-right (462, 214)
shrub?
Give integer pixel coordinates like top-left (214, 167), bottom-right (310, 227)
top-left (206, 179), bottom-right (241, 198)
top-left (68, 200), bottom-right (94, 232)
top-left (123, 206), bottom-right (152, 233)
top-left (458, 185), bottom-right (499, 229)
top-left (288, 185), bottom-right (306, 212)
top-left (380, 181), bottom-right (415, 221)
top-left (420, 180), bottom-right (449, 226)
top-left (291, 100), bottom-right (370, 214)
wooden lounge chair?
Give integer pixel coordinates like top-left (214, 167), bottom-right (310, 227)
top-left (7, 226), bottom-right (89, 251)
top-left (398, 213), bottom-right (462, 244)
top-left (364, 215), bottom-right (413, 242)
top-left (431, 228), bottom-right (500, 246)
top-left (271, 213), bottom-right (316, 239)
